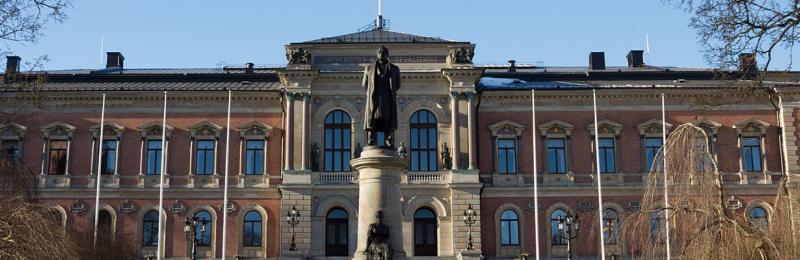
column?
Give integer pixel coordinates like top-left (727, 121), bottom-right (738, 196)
top-left (466, 91), bottom-right (476, 170)
top-left (450, 91), bottom-right (460, 170)
top-left (301, 93), bottom-right (310, 170)
top-left (284, 92), bottom-right (295, 171)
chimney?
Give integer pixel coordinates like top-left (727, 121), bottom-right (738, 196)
top-left (508, 60), bottom-right (517, 72)
top-left (626, 50), bottom-right (644, 67)
top-left (106, 52), bottom-right (124, 69)
top-left (6, 56), bottom-right (20, 76)
top-left (589, 52), bottom-right (605, 70)
top-left (245, 62), bottom-right (255, 74)
top-left (738, 53), bottom-right (757, 73)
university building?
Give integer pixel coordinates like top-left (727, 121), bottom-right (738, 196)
top-left (2, 21), bottom-right (800, 259)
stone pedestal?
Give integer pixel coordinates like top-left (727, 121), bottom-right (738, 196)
top-left (351, 146), bottom-right (406, 259)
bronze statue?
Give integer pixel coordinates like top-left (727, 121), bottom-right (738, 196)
top-left (365, 210), bottom-right (393, 260)
top-left (311, 143), bottom-right (320, 171)
top-left (441, 142), bottom-right (452, 170)
top-left (362, 46), bottom-right (401, 148)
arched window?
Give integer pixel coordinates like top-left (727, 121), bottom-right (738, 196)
top-left (243, 211), bottom-right (262, 247)
top-left (97, 209), bottom-right (113, 240)
top-left (650, 210), bottom-right (664, 242)
top-left (325, 208), bottom-right (349, 256)
top-left (142, 210), bottom-right (159, 247)
top-left (603, 208), bottom-right (619, 244)
top-left (499, 210), bottom-right (520, 246)
top-left (749, 206), bottom-right (768, 228)
top-left (550, 209), bottom-right (568, 245)
top-left (410, 110), bottom-right (437, 172)
top-left (324, 111), bottom-right (351, 172)
top-left (195, 210), bottom-right (213, 247)
top-left (414, 208), bottom-right (438, 256)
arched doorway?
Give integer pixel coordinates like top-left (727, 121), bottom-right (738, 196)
top-left (414, 208), bottom-right (437, 256)
top-left (325, 208), bottom-right (349, 256)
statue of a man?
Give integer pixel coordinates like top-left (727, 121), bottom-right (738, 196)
top-left (365, 210), bottom-right (393, 260)
top-left (362, 46), bottom-right (401, 148)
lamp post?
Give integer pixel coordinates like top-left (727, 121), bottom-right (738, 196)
top-left (463, 204), bottom-right (478, 250)
top-left (184, 213), bottom-right (209, 260)
top-left (286, 205), bottom-right (300, 251)
top-left (556, 214), bottom-right (581, 260)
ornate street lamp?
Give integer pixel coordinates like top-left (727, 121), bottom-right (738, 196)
top-left (463, 204), bottom-right (478, 250)
top-left (556, 214), bottom-right (581, 260)
top-left (184, 213), bottom-right (209, 260)
top-left (286, 205), bottom-right (300, 251)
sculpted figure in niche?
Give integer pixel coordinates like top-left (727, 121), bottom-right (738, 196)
top-left (362, 46), bottom-right (401, 148)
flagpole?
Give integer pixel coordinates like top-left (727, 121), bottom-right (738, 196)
top-left (157, 92), bottom-right (168, 260)
top-left (592, 90), bottom-right (607, 259)
top-left (661, 93), bottom-right (671, 259)
top-left (530, 90), bottom-right (541, 259)
top-left (222, 90), bottom-right (232, 259)
top-left (92, 93), bottom-right (106, 249)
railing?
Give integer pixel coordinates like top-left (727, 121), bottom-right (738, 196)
top-left (407, 172), bottom-right (445, 184)
top-left (319, 172), bottom-right (356, 184)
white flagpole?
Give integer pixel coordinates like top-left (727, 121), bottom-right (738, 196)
top-left (92, 93), bottom-right (107, 249)
top-left (222, 90), bottom-right (232, 259)
top-left (592, 90), bottom-right (607, 259)
top-left (661, 93), bottom-right (671, 259)
top-left (531, 90), bottom-right (541, 260)
top-left (157, 92), bottom-right (168, 260)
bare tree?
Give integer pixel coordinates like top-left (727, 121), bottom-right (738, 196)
top-left (622, 124), bottom-right (799, 259)
top-left (669, 0), bottom-right (800, 72)
top-left (0, 0), bottom-right (70, 55)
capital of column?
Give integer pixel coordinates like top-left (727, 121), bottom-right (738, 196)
top-left (465, 91), bottom-right (476, 102)
top-left (285, 92), bottom-right (297, 101)
top-left (301, 92), bottom-right (311, 102)
top-left (450, 91), bottom-right (461, 102)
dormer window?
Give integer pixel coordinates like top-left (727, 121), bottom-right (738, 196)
top-left (138, 121), bottom-right (174, 175)
top-left (237, 121), bottom-right (272, 176)
top-left (734, 119), bottom-right (769, 173)
top-left (189, 121), bottom-right (223, 176)
top-left (41, 121), bottom-right (76, 175)
top-left (90, 123), bottom-right (124, 175)
top-left (0, 123), bottom-right (26, 160)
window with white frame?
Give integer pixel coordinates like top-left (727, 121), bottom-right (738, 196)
top-left (41, 122), bottom-right (76, 175)
top-left (588, 120), bottom-right (623, 174)
top-left (734, 119), bottom-right (769, 173)
top-left (138, 122), bottom-right (173, 176)
top-left (489, 120), bottom-right (525, 175)
top-left (539, 120), bottom-right (574, 174)
top-left (90, 123), bottom-right (124, 175)
top-left (0, 123), bottom-right (26, 160)
top-left (499, 209), bottom-right (520, 246)
top-left (237, 121), bottom-right (271, 176)
top-left (189, 121), bottom-right (223, 176)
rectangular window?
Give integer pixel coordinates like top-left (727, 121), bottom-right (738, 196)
top-left (644, 137), bottom-right (663, 172)
top-left (244, 140), bottom-right (265, 175)
top-left (598, 138), bottom-right (616, 174)
top-left (48, 140), bottom-right (68, 175)
top-left (196, 140), bottom-right (215, 175)
top-left (546, 138), bottom-right (566, 174)
top-left (497, 139), bottom-right (517, 174)
top-left (742, 137), bottom-right (762, 172)
top-left (146, 140), bottom-right (162, 175)
top-left (100, 140), bottom-right (117, 175)
top-left (1, 140), bottom-right (21, 159)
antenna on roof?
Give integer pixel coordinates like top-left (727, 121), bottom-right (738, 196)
top-left (376, 0), bottom-right (384, 29)
top-left (645, 33), bottom-right (651, 65)
top-left (99, 35), bottom-right (104, 66)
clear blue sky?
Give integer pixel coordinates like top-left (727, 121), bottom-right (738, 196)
top-left (8, 0), bottom-right (799, 70)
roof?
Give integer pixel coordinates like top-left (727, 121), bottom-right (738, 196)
top-left (0, 81), bottom-right (282, 92)
top-left (296, 28), bottom-right (463, 44)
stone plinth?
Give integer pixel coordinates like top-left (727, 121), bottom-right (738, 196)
top-left (351, 146), bottom-right (406, 259)
top-left (457, 249), bottom-right (483, 260)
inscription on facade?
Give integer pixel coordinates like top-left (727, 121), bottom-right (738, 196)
top-left (314, 55), bottom-right (446, 64)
